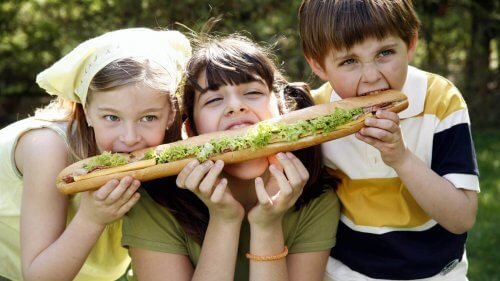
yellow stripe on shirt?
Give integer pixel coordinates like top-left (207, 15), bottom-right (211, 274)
top-left (424, 73), bottom-right (468, 121)
top-left (329, 169), bottom-right (431, 228)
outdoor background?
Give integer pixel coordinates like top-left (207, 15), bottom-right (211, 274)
top-left (1, 0), bottom-right (498, 280)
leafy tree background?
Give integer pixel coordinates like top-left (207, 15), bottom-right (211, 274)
top-left (0, 1), bottom-right (499, 280)
top-left (0, 0), bottom-right (498, 129)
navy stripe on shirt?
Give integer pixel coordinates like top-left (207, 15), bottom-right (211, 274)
top-left (331, 221), bottom-right (467, 279)
top-left (432, 123), bottom-right (479, 177)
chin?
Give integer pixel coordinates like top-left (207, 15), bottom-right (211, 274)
top-left (223, 158), bottom-right (269, 180)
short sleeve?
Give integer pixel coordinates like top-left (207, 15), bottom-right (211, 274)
top-left (426, 74), bottom-right (480, 191)
top-left (284, 189), bottom-right (340, 253)
top-left (122, 189), bottom-right (189, 254)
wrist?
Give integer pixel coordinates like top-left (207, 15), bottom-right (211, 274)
top-left (246, 246), bottom-right (288, 261)
top-left (249, 221), bottom-right (283, 240)
top-left (391, 148), bottom-right (414, 172)
top-left (74, 209), bottom-right (107, 231)
top-left (209, 213), bottom-right (243, 227)
top-left (249, 223), bottom-right (285, 257)
top-left (248, 212), bottom-right (284, 228)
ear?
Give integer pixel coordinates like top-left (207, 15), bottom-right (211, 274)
top-left (83, 106), bottom-right (92, 127)
top-left (166, 109), bottom-right (176, 130)
top-left (183, 119), bottom-right (196, 137)
top-left (305, 56), bottom-right (329, 81)
top-left (407, 33), bottom-right (419, 61)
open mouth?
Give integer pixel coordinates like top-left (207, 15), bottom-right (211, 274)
top-left (359, 88), bottom-right (390, 97)
top-left (226, 122), bottom-right (254, 130)
top-left (359, 89), bottom-right (398, 113)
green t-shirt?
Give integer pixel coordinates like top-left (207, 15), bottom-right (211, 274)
top-left (123, 188), bottom-right (339, 281)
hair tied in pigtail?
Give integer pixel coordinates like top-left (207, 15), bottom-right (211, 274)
top-left (281, 82), bottom-right (313, 111)
top-left (283, 83), bottom-right (295, 96)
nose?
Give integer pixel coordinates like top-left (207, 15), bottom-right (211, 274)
top-left (361, 62), bottom-right (382, 84)
top-left (119, 123), bottom-right (141, 146)
top-left (224, 95), bottom-right (248, 116)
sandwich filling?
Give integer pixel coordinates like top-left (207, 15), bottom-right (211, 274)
top-left (64, 106), bottom-right (366, 183)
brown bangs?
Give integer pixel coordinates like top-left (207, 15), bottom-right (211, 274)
top-left (182, 35), bottom-right (281, 133)
top-left (188, 39), bottom-right (275, 94)
top-left (300, 0), bottom-right (420, 66)
top-left (331, 1), bottom-right (418, 50)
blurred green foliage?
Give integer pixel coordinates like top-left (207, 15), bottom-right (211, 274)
top-left (0, 0), bottom-right (498, 128)
top-left (468, 130), bottom-right (500, 280)
top-left (0, 1), bottom-right (498, 280)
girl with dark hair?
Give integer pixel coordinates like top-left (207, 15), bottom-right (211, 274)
top-left (123, 34), bottom-right (340, 281)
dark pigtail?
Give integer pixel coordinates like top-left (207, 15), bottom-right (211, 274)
top-left (280, 82), bottom-right (336, 209)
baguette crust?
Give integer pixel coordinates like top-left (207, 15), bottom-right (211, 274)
top-left (56, 90), bottom-right (408, 194)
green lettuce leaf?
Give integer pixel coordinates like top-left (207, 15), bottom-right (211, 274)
top-left (83, 151), bottom-right (128, 171)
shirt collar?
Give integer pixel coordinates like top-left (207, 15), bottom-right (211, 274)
top-left (329, 65), bottom-right (427, 118)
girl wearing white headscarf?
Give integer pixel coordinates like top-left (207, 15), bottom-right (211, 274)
top-left (0, 28), bottom-right (190, 281)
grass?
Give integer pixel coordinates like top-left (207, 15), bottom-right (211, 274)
top-left (467, 129), bottom-right (500, 281)
top-left (116, 130), bottom-right (499, 281)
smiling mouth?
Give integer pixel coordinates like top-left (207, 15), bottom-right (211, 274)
top-left (227, 123), bottom-right (253, 130)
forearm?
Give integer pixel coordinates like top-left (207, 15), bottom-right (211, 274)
top-left (249, 222), bottom-right (288, 281)
top-left (192, 218), bottom-right (241, 281)
top-left (22, 211), bottom-right (105, 281)
top-left (393, 150), bottom-right (477, 234)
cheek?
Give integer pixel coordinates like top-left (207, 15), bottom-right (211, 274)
top-left (146, 131), bottom-right (166, 147)
top-left (193, 108), bottom-right (217, 134)
top-left (261, 96), bottom-right (280, 119)
top-left (141, 121), bottom-right (170, 146)
top-left (264, 106), bottom-right (279, 119)
top-left (388, 61), bottom-right (405, 75)
top-left (92, 130), bottom-right (114, 152)
top-left (387, 64), bottom-right (408, 90)
top-left (330, 73), bottom-right (358, 98)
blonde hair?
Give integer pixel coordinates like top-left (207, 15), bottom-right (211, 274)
top-left (36, 58), bottom-right (183, 160)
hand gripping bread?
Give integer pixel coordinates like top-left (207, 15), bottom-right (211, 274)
top-left (56, 90), bottom-right (408, 194)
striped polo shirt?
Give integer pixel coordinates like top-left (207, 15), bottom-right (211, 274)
top-left (313, 66), bottom-right (480, 279)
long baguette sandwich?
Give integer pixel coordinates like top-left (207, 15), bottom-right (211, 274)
top-left (57, 90), bottom-right (408, 194)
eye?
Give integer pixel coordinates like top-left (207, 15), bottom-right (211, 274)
top-left (141, 115), bottom-right (157, 122)
top-left (378, 49), bottom-right (395, 58)
top-left (244, 91), bottom-right (265, 97)
top-left (104, 115), bottom-right (119, 122)
top-left (340, 58), bottom-right (357, 66)
top-left (204, 97), bottom-right (223, 106)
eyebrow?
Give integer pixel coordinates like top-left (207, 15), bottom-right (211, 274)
top-left (378, 43), bottom-right (399, 51)
top-left (333, 42), bottom-right (399, 62)
top-left (96, 107), bottom-right (165, 114)
top-left (195, 79), bottom-right (267, 102)
top-left (195, 88), bottom-right (212, 103)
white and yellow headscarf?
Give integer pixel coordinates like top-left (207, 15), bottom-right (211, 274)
top-left (36, 28), bottom-right (191, 106)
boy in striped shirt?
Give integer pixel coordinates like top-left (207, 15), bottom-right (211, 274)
top-left (298, 0), bottom-right (479, 280)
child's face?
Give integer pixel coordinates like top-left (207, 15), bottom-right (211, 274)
top-left (191, 73), bottom-right (280, 179)
top-left (192, 74), bottom-right (280, 135)
top-left (307, 35), bottom-right (417, 98)
top-left (85, 83), bottom-right (174, 153)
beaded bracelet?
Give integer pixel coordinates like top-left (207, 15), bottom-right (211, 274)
top-left (246, 246), bottom-right (289, 261)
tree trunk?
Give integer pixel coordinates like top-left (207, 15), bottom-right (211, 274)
top-left (465, 0), bottom-right (493, 97)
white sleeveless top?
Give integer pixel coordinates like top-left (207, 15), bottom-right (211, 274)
top-left (0, 117), bottom-right (130, 281)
